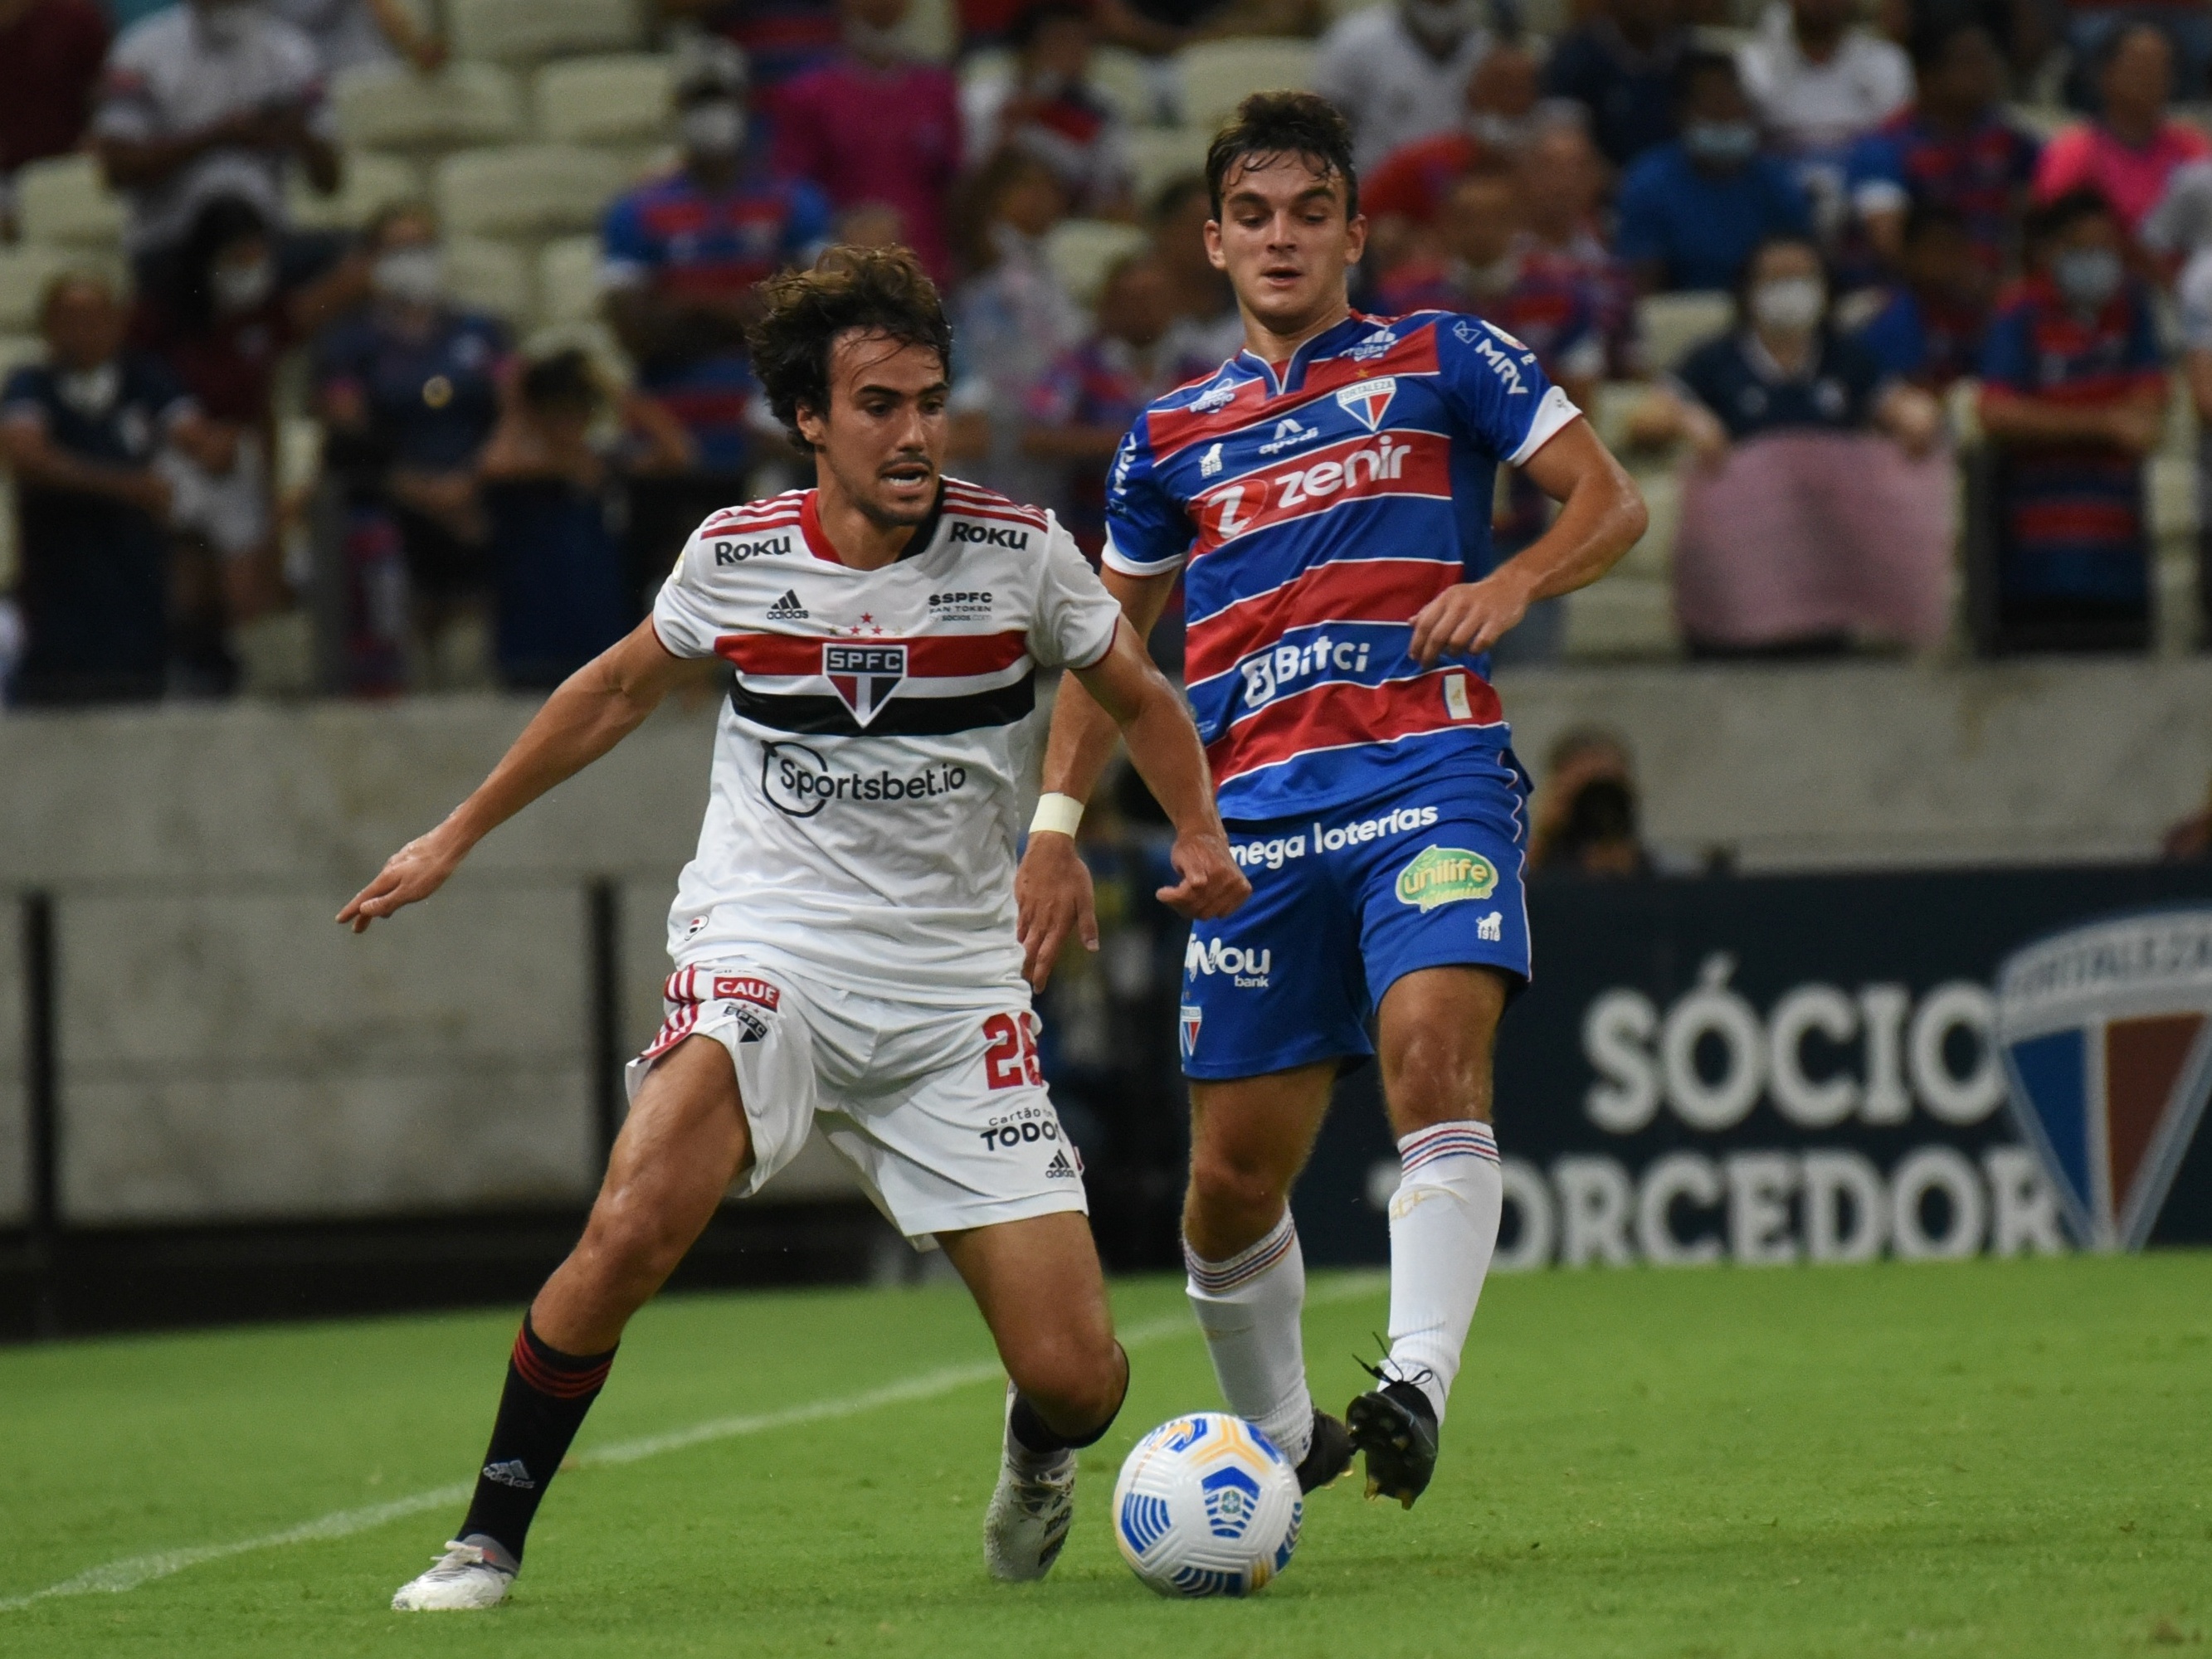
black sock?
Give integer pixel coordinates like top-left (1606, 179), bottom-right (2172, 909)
top-left (456, 1316), bottom-right (617, 1563)
top-left (1008, 1344), bottom-right (1128, 1455)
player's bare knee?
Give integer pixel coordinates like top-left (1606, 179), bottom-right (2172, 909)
top-left (1186, 1147), bottom-right (1289, 1241)
top-left (1011, 1332), bottom-right (1123, 1429)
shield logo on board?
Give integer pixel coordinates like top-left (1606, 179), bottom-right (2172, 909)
top-left (1995, 907), bottom-right (2212, 1250)
top-left (822, 642), bottom-right (907, 725)
top-left (1335, 376), bottom-right (1398, 432)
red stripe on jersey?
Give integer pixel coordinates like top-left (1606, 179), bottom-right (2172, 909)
top-left (1186, 431), bottom-right (1453, 558)
top-left (1143, 329), bottom-right (1442, 460)
top-left (1185, 557), bottom-right (1462, 682)
top-left (702, 502), bottom-right (802, 534)
top-left (714, 630), bottom-right (1031, 676)
top-left (1207, 671), bottom-right (1504, 786)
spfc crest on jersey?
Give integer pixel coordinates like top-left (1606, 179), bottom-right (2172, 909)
top-left (823, 643), bottom-right (907, 724)
top-left (1996, 907), bottom-right (2212, 1250)
top-left (1335, 377), bottom-right (1397, 432)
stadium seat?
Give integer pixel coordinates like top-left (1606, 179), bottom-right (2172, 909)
top-left (894, 0), bottom-right (957, 61)
top-left (1091, 46), bottom-right (1165, 126)
top-left (537, 234), bottom-right (603, 324)
top-left (449, 0), bottom-right (641, 66)
top-left (0, 331), bottom-right (44, 377)
top-left (287, 152), bottom-right (424, 230)
top-left (1173, 39), bottom-right (1318, 130)
top-left (2004, 101), bottom-right (2072, 143)
top-left (1321, 0), bottom-right (1383, 18)
top-left (443, 235), bottom-right (534, 319)
top-left (0, 245), bottom-right (125, 332)
top-left (521, 316), bottom-right (632, 383)
top-left (14, 155), bottom-right (125, 249)
top-left (534, 54), bottom-right (676, 146)
top-left (1045, 217), bottom-right (1149, 307)
top-left (433, 144), bottom-right (625, 238)
top-left (1635, 291), bottom-right (1734, 372)
top-left (1127, 126), bottom-right (1210, 205)
top-left (332, 62), bottom-right (524, 152)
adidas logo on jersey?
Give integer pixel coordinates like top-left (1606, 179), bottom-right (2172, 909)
top-left (766, 590), bottom-right (808, 620)
top-left (1045, 1150), bottom-right (1077, 1180)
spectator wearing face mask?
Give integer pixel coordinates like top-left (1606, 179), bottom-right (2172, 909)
top-left (1376, 154), bottom-right (1607, 662)
top-left (1629, 235), bottom-right (1948, 655)
top-left (1854, 201), bottom-right (1996, 388)
top-left (0, 0), bottom-right (110, 240)
top-left (92, 0), bottom-right (342, 285)
top-left (1541, 0), bottom-right (1688, 172)
top-left (1847, 19), bottom-right (2039, 279)
top-left (962, 2), bottom-right (1135, 219)
top-left (1527, 727), bottom-right (1654, 879)
top-left (1615, 51), bottom-right (1812, 293)
top-left (130, 193), bottom-right (368, 645)
top-left (1021, 251), bottom-right (1208, 562)
top-left (948, 147), bottom-right (1080, 505)
top-left (772, 0), bottom-right (962, 280)
top-left (2035, 23), bottom-right (2210, 238)
top-left (1313, 0), bottom-right (1493, 173)
top-left (602, 48), bottom-right (831, 480)
top-left (1, 272), bottom-right (232, 705)
top-left (1979, 188), bottom-right (2168, 654)
top-left (1147, 174), bottom-right (1245, 368)
top-left (1735, 0), bottom-right (1911, 240)
top-left (1361, 39), bottom-right (1542, 228)
top-left (314, 203), bottom-right (511, 675)
top-left (476, 349), bottom-right (694, 689)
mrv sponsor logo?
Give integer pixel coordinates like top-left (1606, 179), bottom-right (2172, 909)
top-left (1996, 907), bottom-right (2212, 1251)
top-left (1186, 937), bottom-right (1272, 988)
top-left (714, 533), bottom-right (791, 565)
top-left (762, 741), bottom-right (967, 817)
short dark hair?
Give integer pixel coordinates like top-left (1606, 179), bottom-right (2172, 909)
top-left (746, 245), bottom-right (953, 450)
top-left (1010, 0), bottom-right (1089, 51)
top-left (1205, 90), bottom-right (1359, 222)
top-left (1674, 47), bottom-right (1742, 105)
top-left (519, 348), bottom-right (602, 412)
top-left (2028, 186), bottom-right (2116, 246)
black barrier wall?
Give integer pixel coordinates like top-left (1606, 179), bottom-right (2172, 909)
top-left (1289, 867), bottom-right (2212, 1267)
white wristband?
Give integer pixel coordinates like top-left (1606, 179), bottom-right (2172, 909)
top-left (1029, 792), bottom-right (1084, 839)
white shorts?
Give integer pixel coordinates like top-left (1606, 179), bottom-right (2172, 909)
top-left (626, 956), bottom-right (1089, 1248)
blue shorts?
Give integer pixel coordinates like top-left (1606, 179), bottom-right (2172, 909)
top-left (1177, 756), bottom-right (1532, 1081)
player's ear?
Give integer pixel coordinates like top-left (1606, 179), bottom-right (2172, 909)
top-left (1203, 218), bottom-right (1227, 273)
top-left (794, 399), bottom-right (828, 450)
top-left (1343, 212), bottom-right (1368, 269)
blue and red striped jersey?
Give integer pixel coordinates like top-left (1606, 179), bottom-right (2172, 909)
top-left (1102, 309), bottom-right (1580, 820)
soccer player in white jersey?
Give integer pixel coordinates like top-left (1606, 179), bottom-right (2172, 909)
top-left (341, 248), bottom-right (1248, 1609)
top-left (1016, 95), bottom-right (1649, 1507)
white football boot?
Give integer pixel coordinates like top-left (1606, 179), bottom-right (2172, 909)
top-left (391, 1535), bottom-right (518, 1610)
top-left (982, 1383), bottom-right (1078, 1582)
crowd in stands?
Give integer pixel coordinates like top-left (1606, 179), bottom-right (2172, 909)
top-left (5, 0), bottom-right (2212, 703)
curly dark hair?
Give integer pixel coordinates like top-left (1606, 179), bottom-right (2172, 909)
top-left (745, 246), bottom-right (953, 450)
top-left (1204, 90), bottom-right (1358, 222)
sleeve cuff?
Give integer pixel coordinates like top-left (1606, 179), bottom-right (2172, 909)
top-left (1100, 529), bottom-right (1187, 577)
top-left (1503, 383), bottom-right (1583, 467)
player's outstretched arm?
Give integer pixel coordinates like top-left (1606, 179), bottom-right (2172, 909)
top-left (1017, 611), bottom-right (1247, 989)
top-left (1015, 568), bottom-right (1183, 988)
top-left (337, 620), bottom-right (693, 932)
top-left (1407, 419), bottom-right (1649, 666)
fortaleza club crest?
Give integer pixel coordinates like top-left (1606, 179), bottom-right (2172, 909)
top-left (1995, 907), bottom-right (2212, 1251)
top-left (1335, 376), bottom-right (1397, 432)
top-left (822, 642), bottom-right (906, 724)
top-left (1394, 846), bottom-right (1498, 912)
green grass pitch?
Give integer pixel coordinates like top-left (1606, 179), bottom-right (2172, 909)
top-left (2, 1253), bottom-right (2207, 1657)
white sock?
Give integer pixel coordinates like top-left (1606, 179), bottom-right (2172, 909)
top-left (1184, 1211), bottom-right (1314, 1465)
top-left (1382, 1121), bottom-right (1503, 1425)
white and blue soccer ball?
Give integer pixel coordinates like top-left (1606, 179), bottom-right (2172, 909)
top-left (1112, 1413), bottom-right (1303, 1597)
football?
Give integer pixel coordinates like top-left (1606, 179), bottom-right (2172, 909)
top-left (1111, 1413), bottom-right (1303, 1598)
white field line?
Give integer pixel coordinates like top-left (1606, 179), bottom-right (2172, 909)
top-left (1, 1273), bottom-right (1385, 1613)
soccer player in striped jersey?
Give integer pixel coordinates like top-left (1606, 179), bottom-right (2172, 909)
top-left (1015, 93), bottom-right (1648, 1507)
top-left (342, 248), bottom-right (1246, 1608)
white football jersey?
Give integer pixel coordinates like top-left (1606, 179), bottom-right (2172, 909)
top-left (651, 479), bottom-right (1123, 1002)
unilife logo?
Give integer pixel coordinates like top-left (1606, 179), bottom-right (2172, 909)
top-left (1239, 633), bottom-right (1372, 708)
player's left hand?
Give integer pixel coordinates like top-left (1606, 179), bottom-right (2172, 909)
top-left (1409, 572), bottom-right (1534, 667)
top-left (1157, 830), bottom-right (1250, 922)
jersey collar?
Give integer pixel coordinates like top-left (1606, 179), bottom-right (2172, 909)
top-left (797, 482), bottom-right (948, 567)
top-left (1234, 311), bottom-right (1376, 397)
